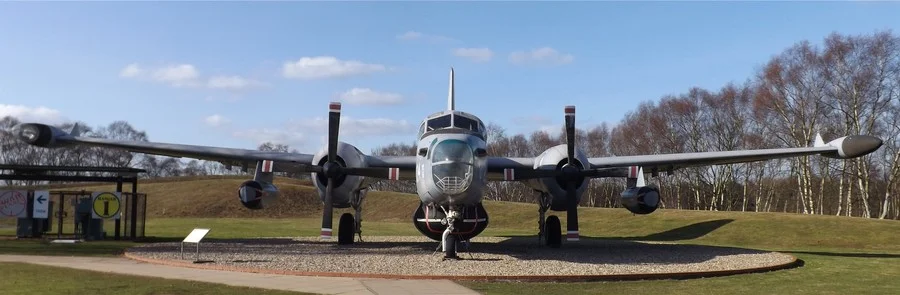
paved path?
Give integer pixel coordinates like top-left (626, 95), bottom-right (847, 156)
top-left (0, 254), bottom-right (480, 295)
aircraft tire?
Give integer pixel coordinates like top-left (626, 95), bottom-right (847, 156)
top-left (545, 215), bottom-right (561, 248)
top-left (338, 213), bottom-right (355, 245)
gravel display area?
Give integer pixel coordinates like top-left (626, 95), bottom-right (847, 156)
top-left (126, 236), bottom-right (796, 278)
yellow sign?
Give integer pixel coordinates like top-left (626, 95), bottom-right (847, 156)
top-left (92, 192), bottom-right (120, 219)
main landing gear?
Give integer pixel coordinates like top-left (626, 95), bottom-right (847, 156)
top-left (338, 189), bottom-right (367, 245)
top-left (536, 191), bottom-right (561, 248)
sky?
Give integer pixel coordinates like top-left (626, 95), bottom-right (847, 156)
top-left (1, 1), bottom-right (899, 154)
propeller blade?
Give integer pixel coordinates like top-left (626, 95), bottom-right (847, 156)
top-left (565, 180), bottom-right (579, 241)
top-left (328, 102), bottom-right (341, 163)
top-left (564, 105), bottom-right (576, 165)
top-left (321, 179), bottom-right (334, 240)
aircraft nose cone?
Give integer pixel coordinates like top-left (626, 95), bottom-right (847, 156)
top-left (842, 135), bottom-right (883, 158)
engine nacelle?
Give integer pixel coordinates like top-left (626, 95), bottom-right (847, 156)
top-left (10, 123), bottom-right (73, 148)
top-left (524, 144), bottom-right (590, 211)
top-left (237, 180), bottom-right (280, 210)
top-left (620, 186), bottom-right (660, 214)
top-left (310, 141), bottom-right (375, 208)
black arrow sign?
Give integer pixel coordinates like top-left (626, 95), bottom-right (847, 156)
top-left (36, 195), bottom-right (47, 205)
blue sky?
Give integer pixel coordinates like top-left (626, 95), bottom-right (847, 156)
top-left (1, 1), bottom-right (899, 154)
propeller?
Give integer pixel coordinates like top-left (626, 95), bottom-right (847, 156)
top-left (320, 102), bottom-right (342, 240)
top-left (318, 102), bottom-right (400, 240)
top-left (562, 106), bottom-right (580, 241)
top-left (505, 106), bottom-right (586, 241)
top-left (505, 106), bottom-right (611, 180)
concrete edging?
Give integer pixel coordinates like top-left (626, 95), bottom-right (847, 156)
top-left (123, 250), bottom-right (802, 282)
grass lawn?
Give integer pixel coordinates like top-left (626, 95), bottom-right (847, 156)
top-left (2, 177), bottom-right (899, 294)
top-left (0, 262), bottom-right (311, 295)
top-left (461, 251), bottom-right (900, 295)
top-left (3, 216), bottom-right (899, 295)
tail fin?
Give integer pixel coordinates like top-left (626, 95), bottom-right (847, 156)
top-left (813, 132), bottom-right (825, 147)
top-left (447, 67), bottom-right (455, 111)
top-left (627, 166), bottom-right (646, 188)
top-left (70, 123), bottom-right (82, 137)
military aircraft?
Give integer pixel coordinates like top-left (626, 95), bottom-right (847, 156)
top-left (9, 68), bottom-right (883, 259)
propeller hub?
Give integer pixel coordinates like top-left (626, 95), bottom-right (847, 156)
top-left (561, 163), bottom-right (580, 177)
top-left (323, 161), bottom-right (342, 178)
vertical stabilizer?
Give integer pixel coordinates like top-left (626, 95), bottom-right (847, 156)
top-left (635, 167), bottom-right (646, 187)
top-left (447, 67), bottom-right (455, 111)
top-left (813, 133), bottom-right (825, 147)
top-left (69, 123), bottom-right (82, 137)
top-left (626, 166), bottom-right (646, 188)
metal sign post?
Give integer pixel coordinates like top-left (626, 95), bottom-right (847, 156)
top-left (181, 228), bottom-right (211, 262)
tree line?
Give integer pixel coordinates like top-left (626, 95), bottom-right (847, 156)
top-left (370, 30), bottom-right (900, 220)
top-left (1, 31), bottom-right (897, 220)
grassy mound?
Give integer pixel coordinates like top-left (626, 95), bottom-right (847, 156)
top-left (30, 175), bottom-right (900, 253)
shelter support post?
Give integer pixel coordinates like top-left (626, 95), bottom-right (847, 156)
top-left (131, 180), bottom-right (138, 240)
top-left (115, 177), bottom-right (122, 240)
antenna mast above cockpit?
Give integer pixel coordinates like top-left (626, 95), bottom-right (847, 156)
top-left (447, 67), bottom-right (455, 111)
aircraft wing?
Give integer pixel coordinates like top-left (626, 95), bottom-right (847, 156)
top-left (588, 135), bottom-right (882, 174)
top-left (8, 122), bottom-right (319, 173)
top-left (8, 122), bottom-right (424, 179)
top-left (486, 135), bottom-right (882, 181)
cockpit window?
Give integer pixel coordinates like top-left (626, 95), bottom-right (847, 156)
top-left (430, 139), bottom-right (474, 163)
top-left (427, 115), bottom-right (452, 131)
top-left (454, 116), bottom-right (479, 131)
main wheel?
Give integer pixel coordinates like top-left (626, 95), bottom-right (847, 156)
top-left (338, 213), bottom-right (355, 245)
top-left (545, 215), bottom-right (561, 248)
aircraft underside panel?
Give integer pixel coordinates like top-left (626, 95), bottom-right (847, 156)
top-left (412, 202), bottom-right (488, 241)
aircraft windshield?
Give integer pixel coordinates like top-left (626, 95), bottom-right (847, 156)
top-left (431, 139), bottom-right (474, 194)
top-left (454, 116), bottom-right (479, 131)
top-left (427, 115), bottom-right (452, 131)
top-left (431, 139), bottom-right (474, 163)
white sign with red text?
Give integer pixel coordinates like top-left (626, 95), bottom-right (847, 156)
top-left (0, 190), bottom-right (28, 218)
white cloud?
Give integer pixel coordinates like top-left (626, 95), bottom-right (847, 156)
top-left (396, 31), bottom-right (423, 40)
top-left (120, 63), bottom-right (264, 91)
top-left (207, 76), bottom-right (265, 90)
top-left (229, 116), bottom-right (412, 151)
top-left (508, 47), bottom-right (574, 65)
top-left (453, 47), bottom-right (494, 62)
top-left (282, 56), bottom-right (387, 80)
top-left (119, 63), bottom-right (142, 78)
top-left (0, 104), bottom-right (67, 124)
top-left (232, 128), bottom-right (307, 148)
top-left (290, 117), bottom-right (413, 137)
top-left (396, 31), bottom-right (456, 43)
top-left (337, 88), bottom-right (404, 105)
top-left (204, 114), bottom-right (230, 127)
top-left (151, 64), bottom-right (200, 87)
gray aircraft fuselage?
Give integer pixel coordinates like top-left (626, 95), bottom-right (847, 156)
top-left (414, 110), bottom-right (488, 209)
